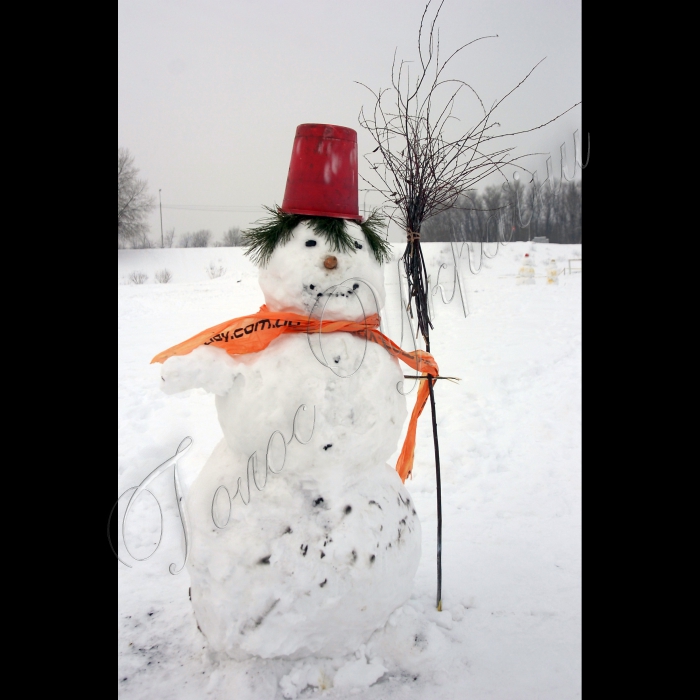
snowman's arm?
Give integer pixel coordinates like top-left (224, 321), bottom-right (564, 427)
top-left (159, 345), bottom-right (242, 396)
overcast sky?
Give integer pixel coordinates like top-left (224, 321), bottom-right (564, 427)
top-left (118, 0), bottom-right (581, 244)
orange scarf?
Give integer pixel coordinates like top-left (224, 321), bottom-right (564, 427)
top-left (151, 305), bottom-right (438, 481)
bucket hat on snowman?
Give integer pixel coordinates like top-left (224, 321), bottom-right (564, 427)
top-left (241, 124), bottom-right (391, 266)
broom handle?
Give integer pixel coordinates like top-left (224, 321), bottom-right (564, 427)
top-left (425, 340), bottom-right (443, 611)
top-left (404, 238), bottom-right (443, 610)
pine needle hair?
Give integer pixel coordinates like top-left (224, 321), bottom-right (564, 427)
top-left (242, 206), bottom-right (392, 267)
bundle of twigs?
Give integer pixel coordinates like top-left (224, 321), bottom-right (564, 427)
top-left (356, 0), bottom-right (580, 611)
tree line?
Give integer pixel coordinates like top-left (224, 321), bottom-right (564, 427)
top-left (420, 177), bottom-right (581, 244)
top-left (119, 147), bottom-right (581, 249)
top-left (118, 225), bottom-right (244, 249)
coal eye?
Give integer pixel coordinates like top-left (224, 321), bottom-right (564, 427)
top-left (354, 241), bottom-right (363, 249)
top-left (305, 240), bottom-right (317, 247)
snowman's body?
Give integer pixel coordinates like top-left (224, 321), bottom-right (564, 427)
top-left (161, 222), bottom-right (421, 660)
top-left (546, 259), bottom-right (559, 285)
top-left (516, 254), bottom-right (536, 285)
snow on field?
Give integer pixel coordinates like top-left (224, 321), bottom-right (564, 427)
top-left (117, 240), bottom-right (581, 699)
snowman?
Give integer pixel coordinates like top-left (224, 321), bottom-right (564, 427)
top-left (152, 124), bottom-right (432, 661)
top-left (516, 252), bottom-right (536, 285)
top-left (546, 258), bottom-right (559, 285)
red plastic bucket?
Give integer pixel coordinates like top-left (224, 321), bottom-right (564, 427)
top-left (281, 124), bottom-right (361, 221)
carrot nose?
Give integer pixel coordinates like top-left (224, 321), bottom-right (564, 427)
top-left (324, 255), bottom-right (338, 270)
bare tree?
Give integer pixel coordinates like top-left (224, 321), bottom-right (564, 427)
top-left (562, 180), bottom-right (582, 244)
top-left (118, 148), bottom-right (155, 244)
top-left (180, 229), bottom-right (211, 248)
top-left (163, 228), bottom-right (176, 248)
top-left (130, 230), bottom-right (154, 248)
top-left (219, 226), bottom-right (242, 247)
top-left (500, 178), bottom-right (531, 241)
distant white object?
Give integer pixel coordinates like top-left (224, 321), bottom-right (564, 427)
top-left (532, 236), bottom-right (549, 243)
top-left (516, 253), bottom-right (536, 285)
top-left (546, 259), bottom-right (559, 285)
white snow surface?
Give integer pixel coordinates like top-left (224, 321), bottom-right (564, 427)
top-left (118, 239), bottom-right (581, 699)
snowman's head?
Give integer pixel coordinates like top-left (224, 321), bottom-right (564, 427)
top-left (244, 209), bottom-right (392, 321)
top-left (258, 220), bottom-right (387, 320)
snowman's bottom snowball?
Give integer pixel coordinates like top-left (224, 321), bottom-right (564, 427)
top-left (186, 441), bottom-right (421, 661)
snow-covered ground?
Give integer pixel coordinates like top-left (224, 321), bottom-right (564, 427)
top-left (117, 240), bottom-right (581, 699)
